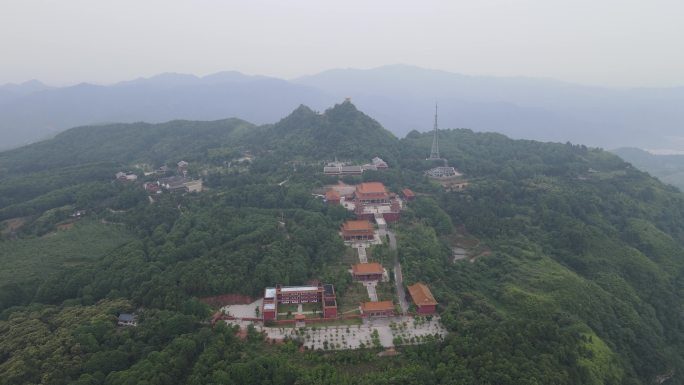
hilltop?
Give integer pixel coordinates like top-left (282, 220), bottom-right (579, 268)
top-left (262, 101), bottom-right (400, 161)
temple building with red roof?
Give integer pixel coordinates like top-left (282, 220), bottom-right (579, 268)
top-left (340, 220), bottom-right (375, 241)
top-left (407, 283), bottom-right (438, 315)
top-left (325, 189), bottom-right (341, 205)
top-left (354, 182), bottom-right (389, 205)
top-left (262, 283), bottom-right (338, 321)
top-left (402, 188), bottom-right (416, 201)
top-left (351, 262), bottom-right (384, 281)
top-left (360, 301), bottom-right (395, 317)
top-left (322, 284), bottom-right (338, 318)
top-left (348, 181), bottom-right (404, 223)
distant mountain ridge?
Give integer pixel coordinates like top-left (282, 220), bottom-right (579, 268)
top-left (295, 65), bottom-right (684, 149)
top-left (112, 71), bottom-right (273, 88)
top-left (2, 65), bottom-right (683, 151)
top-left (0, 79), bottom-right (53, 105)
top-left (0, 73), bottom-right (335, 150)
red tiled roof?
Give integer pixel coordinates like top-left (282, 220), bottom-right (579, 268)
top-left (407, 283), bottom-right (438, 306)
top-left (341, 220), bottom-right (374, 232)
top-left (325, 190), bottom-right (340, 200)
top-left (402, 188), bottom-right (415, 198)
top-left (361, 301), bottom-right (394, 312)
top-left (352, 262), bottom-right (384, 275)
top-left (356, 182), bottom-right (387, 194)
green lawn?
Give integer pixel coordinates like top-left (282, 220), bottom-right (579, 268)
top-left (304, 312), bottom-right (323, 319)
top-left (337, 284), bottom-right (369, 313)
top-left (341, 247), bottom-right (358, 264)
top-left (276, 303), bottom-right (322, 316)
top-left (0, 219), bottom-right (134, 285)
top-left (301, 303), bottom-right (320, 312)
top-left (375, 282), bottom-right (395, 302)
top-left (277, 304), bottom-right (299, 314)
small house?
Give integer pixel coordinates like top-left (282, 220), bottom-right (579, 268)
top-left (177, 160), bottom-right (189, 176)
top-left (325, 189), bottom-right (341, 205)
top-left (371, 157), bottom-right (388, 169)
top-left (184, 179), bottom-right (203, 193)
top-left (402, 188), bottom-right (416, 201)
top-left (155, 165), bottom-right (170, 175)
top-left (117, 313), bottom-right (138, 327)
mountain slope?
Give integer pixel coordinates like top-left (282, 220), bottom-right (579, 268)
top-left (400, 129), bottom-right (684, 381)
top-left (0, 118), bottom-right (255, 219)
top-left (0, 118), bottom-right (255, 174)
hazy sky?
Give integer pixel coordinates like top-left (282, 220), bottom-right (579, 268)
top-left (1, 0), bottom-right (682, 87)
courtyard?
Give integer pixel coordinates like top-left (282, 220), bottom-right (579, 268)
top-left (224, 315), bottom-right (447, 350)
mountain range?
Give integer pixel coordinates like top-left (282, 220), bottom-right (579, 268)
top-left (2, 65), bottom-right (684, 151)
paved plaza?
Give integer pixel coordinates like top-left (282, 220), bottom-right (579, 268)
top-left (221, 299), bottom-right (262, 318)
top-left (224, 316), bottom-right (447, 350)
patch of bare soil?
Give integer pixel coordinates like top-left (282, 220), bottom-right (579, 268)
top-left (56, 221), bottom-right (76, 231)
top-left (1, 217), bottom-right (28, 235)
top-left (200, 294), bottom-right (254, 309)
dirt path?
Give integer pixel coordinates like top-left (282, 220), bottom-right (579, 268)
top-left (364, 282), bottom-right (378, 302)
top-left (357, 245), bottom-right (368, 263)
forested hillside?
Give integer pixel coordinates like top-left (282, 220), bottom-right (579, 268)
top-left (0, 118), bottom-right (256, 173)
top-left (400, 130), bottom-right (684, 383)
top-left (1, 103), bottom-right (684, 384)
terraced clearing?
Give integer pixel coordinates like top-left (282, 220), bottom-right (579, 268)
top-left (0, 220), bottom-right (134, 285)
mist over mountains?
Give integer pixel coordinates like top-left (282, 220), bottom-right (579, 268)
top-left (2, 65), bottom-right (683, 151)
top-left (613, 147), bottom-right (684, 190)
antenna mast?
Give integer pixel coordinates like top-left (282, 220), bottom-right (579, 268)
top-left (429, 103), bottom-right (440, 160)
